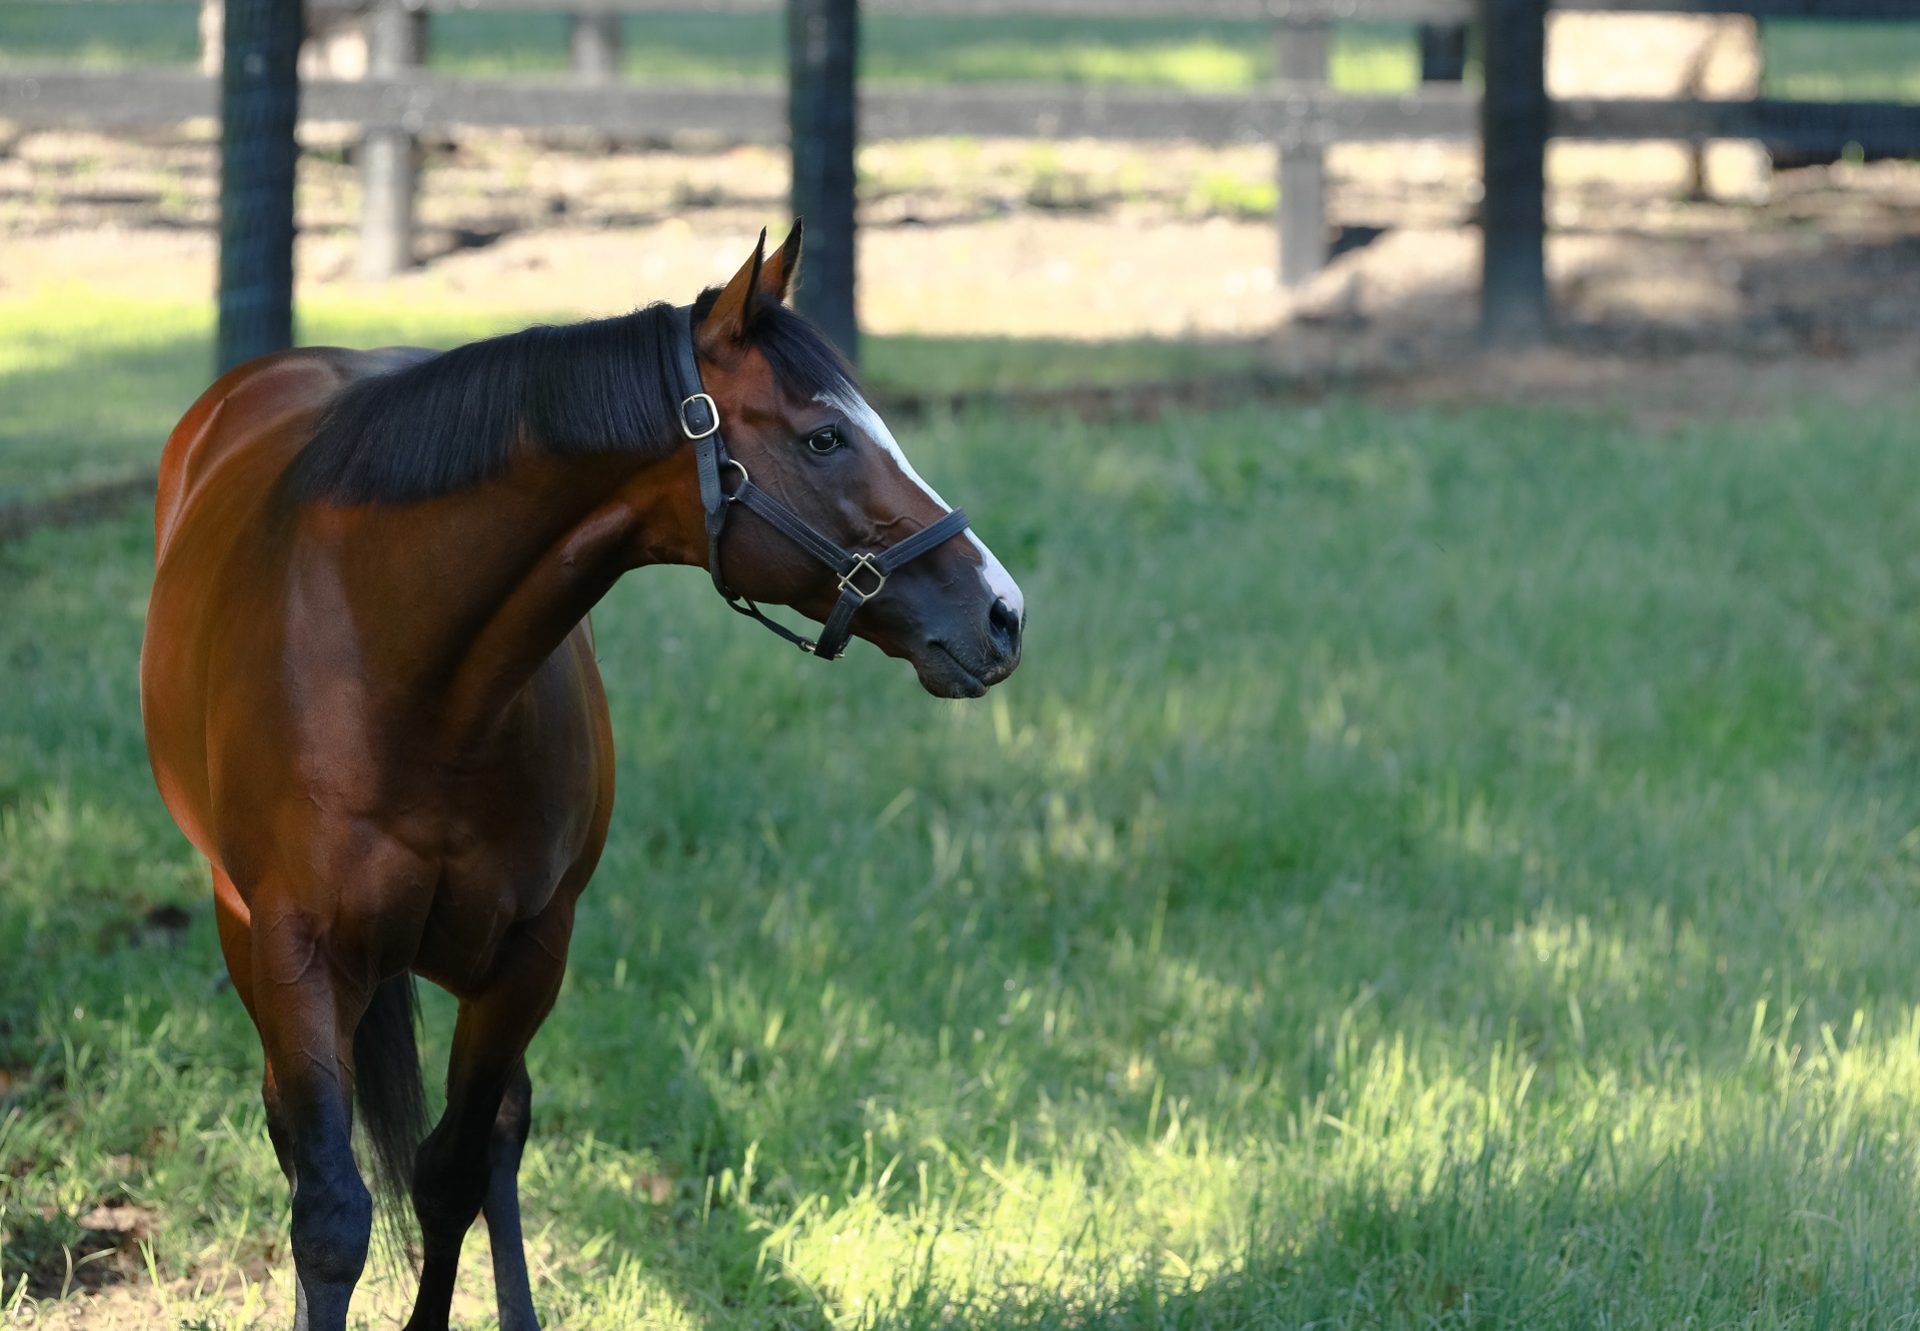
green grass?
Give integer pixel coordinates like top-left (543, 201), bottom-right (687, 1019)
top-left (1763, 21), bottom-right (1920, 103)
top-left (8, 294), bottom-right (1920, 1326)
top-left (428, 13), bottom-right (1416, 92)
top-left (0, 5), bottom-right (1412, 91)
top-left (0, 0), bottom-right (196, 67)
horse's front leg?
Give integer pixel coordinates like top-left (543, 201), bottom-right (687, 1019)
top-left (403, 896), bottom-right (574, 1331)
top-left (246, 897), bottom-right (378, 1331)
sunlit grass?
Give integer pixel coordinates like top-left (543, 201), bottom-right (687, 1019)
top-left (0, 289), bottom-right (535, 502)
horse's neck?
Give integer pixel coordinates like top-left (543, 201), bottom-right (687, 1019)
top-left (319, 448), bottom-right (696, 744)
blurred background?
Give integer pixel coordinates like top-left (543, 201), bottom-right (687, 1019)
top-left (5, 4), bottom-right (1920, 1329)
top-left (5, 0), bottom-right (1917, 462)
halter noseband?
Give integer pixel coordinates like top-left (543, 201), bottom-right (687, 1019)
top-left (670, 308), bottom-right (972, 661)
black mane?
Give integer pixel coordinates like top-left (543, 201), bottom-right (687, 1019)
top-left (285, 296), bottom-right (859, 506)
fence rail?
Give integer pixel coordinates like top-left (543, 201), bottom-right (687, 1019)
top-left (0, 66), bottom-right (1486, 143)
top-left (5, 0), bottom-right (1920, 338)
top-left (1557, 97), bottom-right (1920, 150)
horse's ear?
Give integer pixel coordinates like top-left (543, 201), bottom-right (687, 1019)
top-left (758, 219), bottom-right (804, 305)
top-left (696, 228), bottom-right (768, 353)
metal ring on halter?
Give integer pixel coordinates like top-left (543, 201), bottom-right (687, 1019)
top-left (837, 554), bottom-right (887, 603)
top-left (722, 458), bottom-right (750, 497)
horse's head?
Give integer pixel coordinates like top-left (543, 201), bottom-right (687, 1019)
top-left (682, 224), bottom-right (1023, 698)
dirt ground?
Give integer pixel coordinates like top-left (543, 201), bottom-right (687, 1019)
top-left (3, 121), bottom-right (1918, 416)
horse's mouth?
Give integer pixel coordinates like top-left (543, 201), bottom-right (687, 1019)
top-left (918, 642), bottom-right (992, 699)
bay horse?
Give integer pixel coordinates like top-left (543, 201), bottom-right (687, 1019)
top-left (139, 223), bottom-right (1023, 1331)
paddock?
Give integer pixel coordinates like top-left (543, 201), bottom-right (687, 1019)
top-left (4, 7), bottom-right (1920, 1329)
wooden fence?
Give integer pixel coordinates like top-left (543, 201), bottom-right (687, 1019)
top-left (1483, 0), bottom-right (1920, 339)
top-left (3, 0), bottom-right (1919, 341)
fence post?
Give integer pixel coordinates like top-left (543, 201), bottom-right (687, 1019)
top-left (788, 0), bottom-right (860, 365)
top-left (1275, 17), bottom-right (1330, 289)
top-left (1478, 0), bottom-right (1548, 345)
top-left (217, 0), bottom-right (300, 372)
top-left (1419, 23), bottom-right (1469, 82)
top-left (571, 8), bottom-right (622, 83)
top-left (359, 0), bottom-right (425, 281)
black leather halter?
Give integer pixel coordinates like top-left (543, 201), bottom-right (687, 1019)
top-left (669, 308), bottom-right (973, 661)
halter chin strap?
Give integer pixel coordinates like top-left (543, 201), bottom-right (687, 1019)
top-left (670, 307), bottom-right (973, 661)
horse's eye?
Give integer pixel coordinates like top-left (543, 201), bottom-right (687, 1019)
top-left (805, 426), bottom-right (842, 455)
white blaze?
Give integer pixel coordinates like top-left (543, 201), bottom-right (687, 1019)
top-left (818, 390), bottom-right (1025, 621)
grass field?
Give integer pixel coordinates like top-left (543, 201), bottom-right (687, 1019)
top-left (5, 3), bottom-right (1920, 100)
top-left (6, 292), bottom-right (1920, 1327)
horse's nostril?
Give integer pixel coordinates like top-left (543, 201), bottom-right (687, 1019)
top-left (988, 597), bottom-right (1022, 656)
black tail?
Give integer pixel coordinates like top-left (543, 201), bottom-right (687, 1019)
top-left (352, 973), bottom-right (428, 1249)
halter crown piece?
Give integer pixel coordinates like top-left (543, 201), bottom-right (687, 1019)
top-left (671, 307), bottom-right (973, 661)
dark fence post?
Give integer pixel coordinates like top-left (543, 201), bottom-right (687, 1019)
top-left (1478, 0), bottom-right (1548, 345)
top-left (1419, 24), bottom-right (1469, 82)
top-left (787, 0), bottom-right (859, 365)
top-left (359, 0), bottom-right (425, 281)
top-left (217, 0), bottom-right (301, 372)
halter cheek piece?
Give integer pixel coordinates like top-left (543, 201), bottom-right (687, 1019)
top-left (670, 308), bottom-right (973, 661)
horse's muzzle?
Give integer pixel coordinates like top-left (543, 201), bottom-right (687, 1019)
top-left (915, 596), bottom-right (1022, 698)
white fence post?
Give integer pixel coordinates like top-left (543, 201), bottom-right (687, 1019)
top-left (1276, 16), bottom-right (1331, 288)
top-left (359, 0), bottom-right (425, 281)
top-left (570, 8), bottom-right (623, 83)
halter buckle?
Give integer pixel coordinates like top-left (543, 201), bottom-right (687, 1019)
top-left (679, 392), bottom-right (720, 440)
top-left (838, 554), bottom-right (887, 603)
